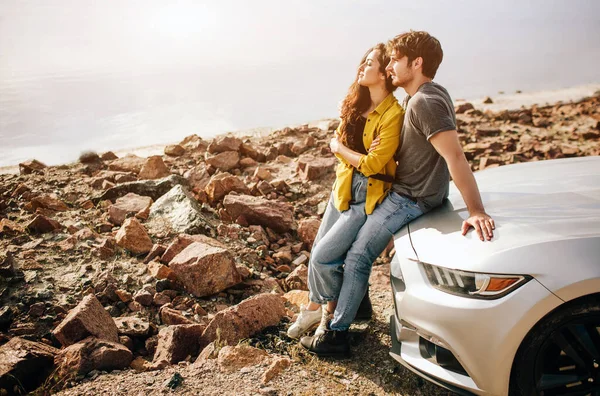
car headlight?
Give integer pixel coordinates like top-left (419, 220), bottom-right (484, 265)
top-left (421, 262), bottom-right (532, 300)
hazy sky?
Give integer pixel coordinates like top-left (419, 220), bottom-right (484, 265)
top-left (1, 1), bottom-right (599, 167)
top-left (2, 0), bottom-right (599, 88)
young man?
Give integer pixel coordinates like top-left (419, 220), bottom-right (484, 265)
top-left (301, 31), bottom-right (495, 357)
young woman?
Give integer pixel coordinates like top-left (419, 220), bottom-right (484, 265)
top-left (288, 43), bottom-right (404, 340)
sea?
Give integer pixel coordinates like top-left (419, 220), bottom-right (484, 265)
top-left (1, 0), bottom-right (599, 171)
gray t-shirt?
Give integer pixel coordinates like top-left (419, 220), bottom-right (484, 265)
top-left (392, 82), bottom-right (456, 213)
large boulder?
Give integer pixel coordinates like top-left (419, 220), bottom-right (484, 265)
top-left (152, 324), bottom-right (205, 366)
top-left (179, 134), bottom-right (209, 152)
top-left (0, 337), bottom-right (59, 394)
top-left (108, 193), bottom-right (153, 225)
top-left (223, 194), bottom-right (296, 233)
top-left (204, 173), bottom-right (251, 203)
top-left (146, 185), bottom-right (213, 235)
top-left (91, 175), bottom-right (187, 204)
top-left (52, 294), bottom-right (119, 347)
top-left (138, 156), bottom-right (171, 180)
top-left (200, 293), bottom-right (286, 348)
top-left (115, 217), bottom-right (153, 255)
top-left (55, 337), bottom-right (132, 378)
top-left (169, 241), bottom-right (241, 297)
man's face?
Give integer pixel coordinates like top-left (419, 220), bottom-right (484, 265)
top-left (386, 51), bottom-right (414, 88)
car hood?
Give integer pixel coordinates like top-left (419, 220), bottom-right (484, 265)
top-left (406, 157), bottom-right (600, 274)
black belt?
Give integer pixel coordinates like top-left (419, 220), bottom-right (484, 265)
top-left (355, 170), bottom-right (395, 183)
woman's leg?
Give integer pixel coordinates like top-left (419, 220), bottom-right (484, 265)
top-left (308, 173), bottom-right (368, 306)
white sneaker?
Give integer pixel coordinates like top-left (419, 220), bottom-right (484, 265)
top-left (287, 305), bottom-right (322, 339)
top-left (314, 308), bottom-right (334, 337)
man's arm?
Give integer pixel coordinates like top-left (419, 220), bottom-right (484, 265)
top-left (429, 130), bottom-right (495, 241)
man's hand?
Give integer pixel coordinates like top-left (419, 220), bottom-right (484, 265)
top-left (368, 135), bottom-right (381, 152)
top-left (461, 212), bottom-right (495, 241)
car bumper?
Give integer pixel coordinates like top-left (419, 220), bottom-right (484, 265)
top-left (389, 255), bottom-right (563, 396)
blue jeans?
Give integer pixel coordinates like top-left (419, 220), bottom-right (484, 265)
top-left (327, 191), bottom-right (424, 331)
top-left (308, 172), bottom-right (368, 304)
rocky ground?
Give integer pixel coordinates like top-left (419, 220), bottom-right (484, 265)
top-left (0, 94), bottom-right (599, 396)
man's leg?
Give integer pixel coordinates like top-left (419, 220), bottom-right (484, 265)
top-left (330, 192), bottom-right (423, 331)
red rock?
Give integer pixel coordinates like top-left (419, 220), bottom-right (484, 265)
top-left (144, 243), bottom-right (166, 264)
top-left (239, 157), bottom-right (258, 168)
top-left (115, 218), bottom-right (153, 255)
top-left (100, 151), bottom-right (118, 161)
top-left (58, 236), bottom-right (77, 251)
top-left (55, 337), bottom-right (132, 377)
top-left (148, 260), bottom-right (177, 282)
top-left (217, 345), bottom-right (268, 373)
top-left (52, 294), bottom-right (119, 347)
top-left (179, 134), bottom-right (209, 151)
top-left (114, 173), bottom-right (137, 183)
top-left (160, 306), bottom-right (194, 325)
top-left (30, 194), bottom-right (69, 211)
top-left (223, 194), bottom-right (296, 233)
top-left (108, 193), bottom-right (153, 225)
top-left (240, 142), bottom-right (264, 161)
top-left (207, 136), bottom-right (242, 154)
top-left (283, 290), bottom-right (309, 308)
top-left (200, 293), bottom-right (286, 348)
top-left (72, 228), bottom-right (96, 241)
top-left (0, 219), bottom-right (24, 236)
top-left (262, 357), bottom-right (291, 384)
top-left (93, 237), bottom-right (117, 260)
top-left (204, 172), bottom-right (251, 203)
top-left (108, 154), bottom-right (146, 174)
top-left (285, 264), bottom-right (308, 291)
top-left (138, 156), bottom-right (171, 180)
top-left (0, 337), bottom-right (59, 393)
top-left (26, 215), bottom-right (62, 234)
top-left (169, 242), bottom-right (242, 297)
top-left (153, 292), bottom-right (171, 307)
top-left (205, 151), bottom-right (240, 171)
top-left (115, 290), bottom-right (133, 303)
top-left (296, 155), bottom-right (336, 181)
top-left (133, 289), bottom-right (154, 306)
top-left (120, 335), bottom-right (134, 351)
top-left (165, 144), bottom-right (185, 157)
top-left (160, 234), bottom-right (226, 264)
top-left (297, 218), bottom-right (320, 248)
top-left (184, 163), bottom-right (211, 192)
top-left (114, 317), bottom-right (151, 337)
top-left (152, 324), bottom-right (205, 365)
top-left (130, 356), bottom-right (151, 372)
top-left (18, 159), bottom-right (46, 175)
top-left (253, 167), bottom-right (273, 181)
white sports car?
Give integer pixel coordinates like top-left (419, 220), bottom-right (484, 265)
top-left (389, 156), bottom-right (600, 395)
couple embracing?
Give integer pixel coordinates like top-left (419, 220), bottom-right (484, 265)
top-left (287, 31), bottom-right (495, 357)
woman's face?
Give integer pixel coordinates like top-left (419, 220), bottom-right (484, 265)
top-left (357, 50), bottom-right (384, 87)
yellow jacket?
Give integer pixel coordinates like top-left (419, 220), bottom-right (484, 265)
top-left (333, 93), bottom-right (404, 214)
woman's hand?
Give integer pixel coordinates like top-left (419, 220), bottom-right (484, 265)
top-left (330, 136), bottom-right (341, 153)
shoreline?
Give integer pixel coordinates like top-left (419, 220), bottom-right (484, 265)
top-left (1, 82), bottom-right (598, 175)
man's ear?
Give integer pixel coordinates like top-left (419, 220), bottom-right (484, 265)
top-left (412, 56), bottom-right (423, 70)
